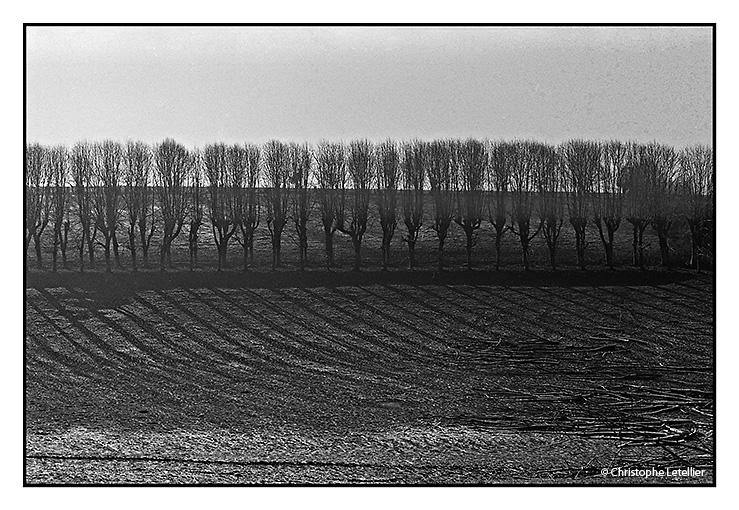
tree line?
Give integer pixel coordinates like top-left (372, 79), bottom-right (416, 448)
top-left (24, 138), bottom-right (714, 273)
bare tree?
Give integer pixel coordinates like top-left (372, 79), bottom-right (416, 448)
top-left (25, 143), bottom-right (51, 269)
top-left (562, 140), bottom-right (598, 270)
top-left (375, 140), bottom-right (400, 271)
top-left (336, 140), bottom-right (373, 272)
top-left (649, 143), bottom-right (679, 269)
top-left (593, 140), bottom-right (628, 269)
top-left (71, 142), bottom-right (96, 270)
top-left (48, 146), bottom-right (70, 272)
top-left (263, 140), bottom-right (292, 270)
top-left (122, 141), bottom-right (153, 272)
top-left (235, 144), bottom-right (261, 270)
top-left (290, 143), bottom-right (313, 270)
top-left (204, 143), bottom-right (237, 271)
top-left (535, 143), bottom-right (565, 270)
top-left (154, 138), bottom-right (189, 271)
top-left (427, 140), bottom-right (455, 272)
top-left (315, 141), bottom-right (345, 268)
top-left (401, 140), bottom-right (425, 270)
top-left (679, 145), bottom-right (714, 271)
top-left (624, 144), bottom-right (652, 269)
top-left (187, 149), bottom-right (204, 271)
top-left (508, 141), bottom-right (543, 270)
top-left (454, 139), bottom-right (486, 270)
top-left (488, 141), bottom-right (510, 270)
top-left (92, 140), bottom-right (123, 272)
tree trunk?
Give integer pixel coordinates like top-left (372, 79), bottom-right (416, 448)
top-left (381, 229), bottom-right (389, 271)
top-left (25, 231), bottom-right (33, 258)
top-left (656, 227), bottom-right (671, 269)
top-left (438, 238), bottom-right (445, 272)
top-left (353, 237), bottom-right (362, 272)
top-left (86, 232), bottom-right (96, 269)
top-left (139, 221), bottom-right (152, 269)
top-left (605, 228), bottom-right (615, 269)
top-left (78, 237), bottom-right (85, 272)
top-left (104, 236), bottom-right (112, 273)
top-left (688, 221), bottom-right (702, 271)
top-left (219, 242), bottom-right (228, 271)
top-left (570, 217), bottom-right (587, 271)
top-left (129, 228), bottom-right (138, 272)
top-left (576, 236), bottom-right (586, 270)
top-left (548, 242), bottom-right (556, 270)
top-left (188, 224), bottom-right (199, 272)
top-left (52, 230), bottom-right (59, 273)
top-left (160, 238), bottom-right (169, 272)
top-left (518, 222), bottom-right (531, 271)
top-left (465, 228), bottom-right (474, 270)
top-left (34, 233), bottom-right (43, 270)
top-left (324, 225), bottom-right (334, 269)
top-left (408, 240), bottom-right (417, 270)
top-left (631, 224), bottom-right (639, 268)
top-left (273, 238), bottom-right (281, 270)
top-left (521, 238), bottom-right (530, 271)
top-left (595, 219), bottom-right (618, 270)
top-left (380, 224), bottom-right (394, 271)
top-left (543, 221), bottom-right (558, 271)
top-left (112, 232), bottom-right (121, 268)
top-left (61, 221), bottom-right (70, 269)
top-left (298, 228), bottom-right (308, 271)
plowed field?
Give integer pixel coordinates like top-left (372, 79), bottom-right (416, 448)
top-left (25, 269), bottom-right (714, 484)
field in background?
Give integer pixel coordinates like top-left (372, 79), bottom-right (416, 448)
top-left (25, 268), bottom-right (714, 484)
top-left (25, 189), bottom-right (704, 273)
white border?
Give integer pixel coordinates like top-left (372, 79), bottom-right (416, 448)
top-left (5, 2), bottom-right (736, 509)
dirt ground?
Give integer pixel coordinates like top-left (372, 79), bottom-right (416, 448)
top-left (25, 267), bottom-right (714, 485)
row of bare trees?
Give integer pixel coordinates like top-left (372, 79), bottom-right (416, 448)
top-left (25, 138), bottom-right (714, 272)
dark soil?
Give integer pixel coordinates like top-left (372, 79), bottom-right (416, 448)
top-left (25, 268), bottom-right (714, 485)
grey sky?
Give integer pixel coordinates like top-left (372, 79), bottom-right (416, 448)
top-left (25, 26), bottom-right (713, 148)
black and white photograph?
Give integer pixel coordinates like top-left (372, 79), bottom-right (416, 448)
top-left (18, 17), bottom-right (724, 498)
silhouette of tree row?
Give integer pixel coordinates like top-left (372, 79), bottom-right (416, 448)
top-left (24, 138), bottom-right (713, 273)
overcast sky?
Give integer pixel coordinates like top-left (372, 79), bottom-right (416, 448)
top-left (25, 26), bottom-right (712, 148)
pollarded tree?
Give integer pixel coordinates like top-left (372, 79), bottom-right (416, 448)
top-left (187, 149), bottom-right (204, 271)
top-left (562, 139), bottom-right (598, 270)
top-left (25, 143), bottom-right (51, 269)
top-left (488, 141), bottom-right (510, 270)
top-left (263, 140), bottom-right (292, 270)
top-left (336, 139), bottom-right (373, 272)
top-left (236, 144), bottom-right (261, 270)
top-left (204, 143), bottom-right (238, 271)
top-left (427, 140), bottom-right (455, 271)
top-left (290, 143), bottom-right (313, 270)
top-left (508, 141), bottom-right (543, 271)
top-left (48, 145), bottom-right (70, 272)
top-left (71, 142), bottom-right (97, 270)
top-left (454, 139), bottom-right (486, 270)
top-left (534, 142), bottom-right (565, 270)
top-left (375, 140), bottom-right (400, 271)
top-left (91, 140), bottom-right (123, 272)
top-left (624, 144), bottom-right (652, 269)
top-left (401, 140), bottom-right (425, 270)
top-left (315, 141), bottom-right (345, 268)
top-left (122, 140), bottom-right (154, 271)
top-left (593, 140), bottom-right (628, 269)
top-left (679, 145), bottom-right (714, 271)
top-left (649, 143), bottom-right (679, 269)
top-left (154, 138), bottom-right (189, 271)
